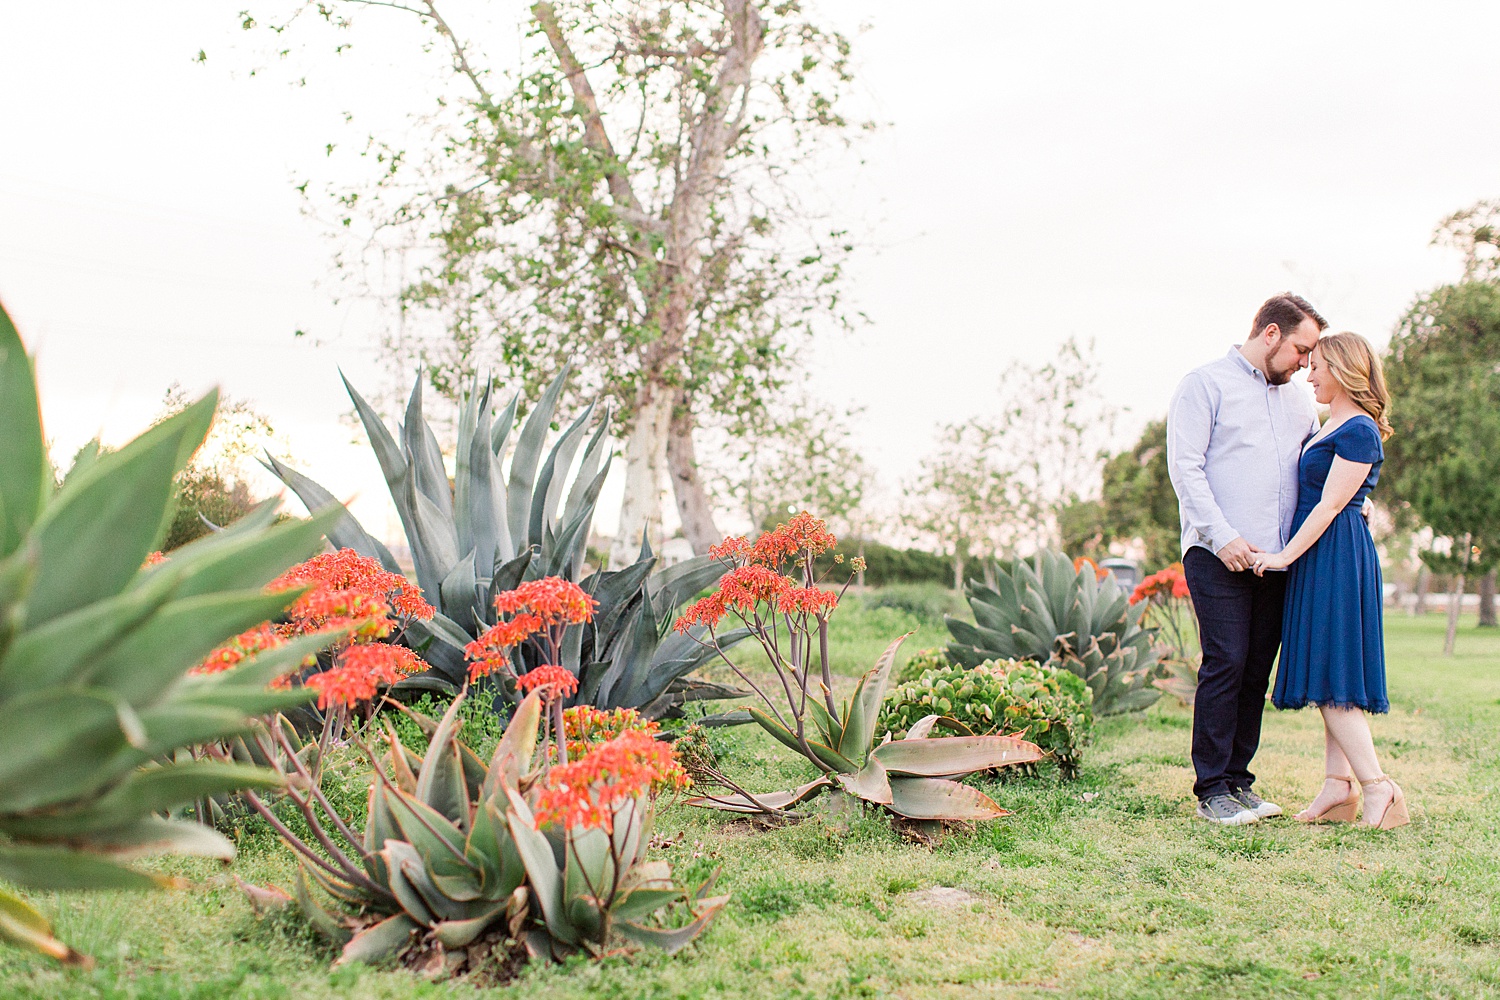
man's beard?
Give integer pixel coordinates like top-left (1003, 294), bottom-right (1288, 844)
top-left (1265, 359), bottom-right (1296, 385)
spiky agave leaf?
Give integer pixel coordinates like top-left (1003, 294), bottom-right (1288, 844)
top-left (265, 368), bottom-right (748, 717)
top-left (947, 550), bottom-right (1162, 715)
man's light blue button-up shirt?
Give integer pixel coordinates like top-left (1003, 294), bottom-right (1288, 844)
top-left (1167, 348), bottom-right (1320, 557)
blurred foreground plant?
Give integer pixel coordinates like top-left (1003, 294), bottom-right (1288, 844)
top-left (0, 301), bottom-right (339, 965)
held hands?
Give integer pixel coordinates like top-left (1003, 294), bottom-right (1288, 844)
top-left (1215, 537), bottom-right (1262, 572)
top-left (1250, 551), bottom-right (1290, 576)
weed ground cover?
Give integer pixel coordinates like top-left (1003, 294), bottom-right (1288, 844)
top-left (3, 614), bottom-right (1497, 999)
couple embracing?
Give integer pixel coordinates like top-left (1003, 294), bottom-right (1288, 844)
top-left (1168, 292), bottom-right (1408, 830)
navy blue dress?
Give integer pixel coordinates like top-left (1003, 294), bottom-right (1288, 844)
top-left (1273, 414), bottom-right (1388, 713)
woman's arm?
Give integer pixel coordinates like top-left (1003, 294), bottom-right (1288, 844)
top-left (1252, 456), bottom-right (1372, 575)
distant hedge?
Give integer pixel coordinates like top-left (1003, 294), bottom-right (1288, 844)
top-left (813, 540), bottom-right (977, 588)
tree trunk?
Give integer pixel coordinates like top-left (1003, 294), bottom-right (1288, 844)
top-left (1411, 563), bottom-right (1427, 616)
top-left (952, 551), bottom-right (965, 591)
top-left (666, 393), bottom-right (722, 556)
top-left (1479, 569), bottom-right (1497, 628)
top-left (539, 0), bottom-right (764, 570)
top-left (1443, 533), bottom-right (1472, 657)
top-left (612, 388), bottom-right (672, 568)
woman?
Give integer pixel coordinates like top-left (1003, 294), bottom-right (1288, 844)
top-left (1251, 332), bottom-right (1407, 829)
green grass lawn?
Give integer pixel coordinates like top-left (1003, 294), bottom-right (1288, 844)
top-left (5, 614), bottom-right (1499, 999)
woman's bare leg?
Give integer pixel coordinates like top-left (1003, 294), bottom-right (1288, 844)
top-left (1296, 723), bottom-right (1355, 819)
top-left (1319, 705), bottom-right (1394, 822)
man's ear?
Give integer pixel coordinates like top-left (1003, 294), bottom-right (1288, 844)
top-left (1260, 323), bottom-right (1281, 346)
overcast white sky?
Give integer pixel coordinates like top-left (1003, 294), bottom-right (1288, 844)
top-left (2, 2), bottom-right (1495, 544)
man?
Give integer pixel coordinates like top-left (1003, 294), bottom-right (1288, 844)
top-left (1167, 293), bottom-right (1325, 826)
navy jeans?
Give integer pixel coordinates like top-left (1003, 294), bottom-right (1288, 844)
top-left (1183, 546), bottom-right (1288, 801)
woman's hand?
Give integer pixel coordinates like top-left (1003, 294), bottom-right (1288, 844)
top-left (1251, 551), bottom-right (1290, 576)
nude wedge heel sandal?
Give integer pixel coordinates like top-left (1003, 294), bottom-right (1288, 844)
top-left (1294, 774), bottom-right (1359, 823)
top-left (1359, 775), bottom-right (1409, 830)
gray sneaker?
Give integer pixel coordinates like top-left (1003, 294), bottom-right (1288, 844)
top-left (1196, 794), bottom-right (1259, 826)
top-left (1231, 788), bottom-right (1283, 819)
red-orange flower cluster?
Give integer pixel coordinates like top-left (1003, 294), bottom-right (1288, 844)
top-left (304, 643), bottom-right (425, 710)
top-left (514, 664), bottom-right (580, 701)
top-left (708, 535), bottom-right (753, 561)
top-left (557, 707), bottom-right (688, 790)
top-left (465, 577), bottom-right (599, 683)
top-left (780, 585), bottom-right (839, 617)
top-left (533, 729), bottom-right (689, 832)
top-left (674, 562), bottom-right (838, 633)
top-left (189, 549), bottom-right (435, 709)
top-left (1072, 556), bottom-right (1110, 582)
top-left (709, 513), bottom-right (837, 571)
top-left (272, 548), bottom-right (434, 633)
top-left (1129, 563), bottom-right (1190, 605)
top-left (493, 577), bottom-right (598, 624)
top-left (712, 511), bottom-right (837, 569)
top-left (563, 705), bottom-right (653, 745)
top-left (191, 623), bottom-right (283, 676)
top-left (143, 551), bottom-right (168, 568)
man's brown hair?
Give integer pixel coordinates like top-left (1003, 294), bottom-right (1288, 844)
top-left (1249, 292), bottom-right (1327, 342)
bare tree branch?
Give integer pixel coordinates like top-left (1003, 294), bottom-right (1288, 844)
top-left (533, 1), bottom-right (646, 218)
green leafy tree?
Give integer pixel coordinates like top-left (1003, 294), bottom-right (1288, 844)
top-left (1432, 199), bottom-right (1500, 626)
top-left (710, 396), bottom-right (873, 539)
top-left (998, 339), bottom-right (1117, 552)
top-left (901, 419), bottom-right (1015, 589)
top-left (1433, 199), bottom-right (1500, 280)
top-left (246, 0), bottom-right (864, 564)
top-left (904, 339), bottom-right (1116, 585)
top-left (1385, 278), bottom-right (1500, 654)
top-left (1060, 419), bottom-right (1179, 570)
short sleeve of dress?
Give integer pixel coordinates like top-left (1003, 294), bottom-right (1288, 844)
top-left (1333, 417), bottom-right (1383, 464)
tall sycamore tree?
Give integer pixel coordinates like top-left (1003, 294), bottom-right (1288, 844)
top-left (251, 1), bottom-right (863, 563)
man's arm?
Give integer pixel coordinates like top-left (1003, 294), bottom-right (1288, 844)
top-left (1167, 374), bottom-right (1255, 571)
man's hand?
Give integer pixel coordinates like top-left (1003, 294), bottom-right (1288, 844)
top-left (1216, 537), bottom-right (1261, 572)
top-left (1362, 497), bottom-right (1374, 521)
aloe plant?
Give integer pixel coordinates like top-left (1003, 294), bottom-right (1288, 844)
top-left (946, 549), bottom-right (1162, 716)
top-left (676, 516), bottom-right (1047, 826)
top-left (0, 301), bottom-right (337, 965)
top-left (693, 635), bottom-right (1046, 822)
top-left (247, 691), bottom-right (723, 967)
top-left (264, 370), bottom-right (744, 717)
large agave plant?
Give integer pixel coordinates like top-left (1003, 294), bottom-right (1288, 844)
top-left (265, 370), bottom-right (743, 717)
top-left (0, 302), bottom-right (337, 965)
top-left (946, 550), bottom-right (1162, 716)
top-left (254, 691), bottom-right (723, 967)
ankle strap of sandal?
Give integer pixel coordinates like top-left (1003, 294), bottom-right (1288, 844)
top-left (1357, 774), bottom-right (1390, 787)
top-left (1327, 773), bottom-right (1354, 781)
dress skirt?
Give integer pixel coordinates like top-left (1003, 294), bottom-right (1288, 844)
top-left (1272, 505), bottom-right (1389, 713)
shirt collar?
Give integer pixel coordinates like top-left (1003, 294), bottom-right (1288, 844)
top-left (1226, 346), bottom-right (1268, 384)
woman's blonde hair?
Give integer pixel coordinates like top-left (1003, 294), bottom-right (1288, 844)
top-left (1318, 332), bottom-right (1393, 440)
